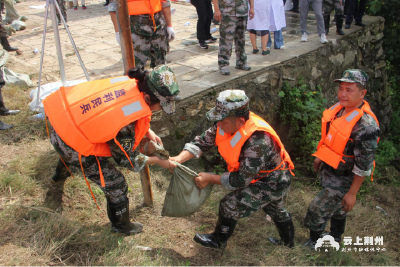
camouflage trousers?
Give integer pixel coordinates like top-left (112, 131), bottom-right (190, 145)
top-left (0, 8), bottom-right (7, 38)
top-left (304, 186), bottom-right (347, 232)
top-left (50, 128), bottom-right (128, 204)
top-left (56, 0), bottom-right (67, 23)
top-left (131, 13), bottom-right (168, 69)
top-left (219, 182), bottom-right (291, 222)
top-left (4, 0), bottom-right (20, 24)
top-left (323, 0), bottom-right (344, 17)
top-left (218, 15), bottom-right (247, 70)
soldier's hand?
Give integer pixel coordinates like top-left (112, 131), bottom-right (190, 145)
top-left (146, 129), bottom-right (163, 146)
top-left (195, 173), bottom-right (211, 189)
top-left (313, 158), bottom-right (323, 173)
top-left (341, 192), bottom-right (357, 213)
top-left (169, 156), bottom-right (181, 163)
top-left (214, 10), bottom-right (222, 22)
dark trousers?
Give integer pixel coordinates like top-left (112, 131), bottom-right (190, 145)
top-left (346, 0), bottom-right (367, 25)
top-left (191, 0), bottom-right (213, 42)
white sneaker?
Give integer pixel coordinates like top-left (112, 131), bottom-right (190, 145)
top-left (280, 46), bottom-right (285, 50)
top-left (301, 32), bottom-right (308, 42)
top-left (320, 34), bottom-right (328, 44)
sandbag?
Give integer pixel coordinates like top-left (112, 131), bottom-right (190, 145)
top-left (3, 67), bottom-right (32, 87)
top-left (162, 163), bottom-right (213, 217)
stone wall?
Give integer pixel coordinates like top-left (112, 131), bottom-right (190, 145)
top-left (152, 16), bottom-right (390, 155)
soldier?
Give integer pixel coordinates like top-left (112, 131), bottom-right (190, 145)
top-left (128, 0), bottom-right (175, 69)
top-left (303, 69), bottom-right (380, 249)
top-left (45, 65), bottom-right (179, 236)
top-left (0, 6), bottom-right (18, 52)
top-left (323, 0), bottom-right (345, 36)
top-left (212, 0), bottom-right (255, 75)
top-left (171, 90), bottom-right (295, 249)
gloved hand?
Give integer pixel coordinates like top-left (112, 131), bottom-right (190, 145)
top-left (167, 26), bottom-right (175, 42)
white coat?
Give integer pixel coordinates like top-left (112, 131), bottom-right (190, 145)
top-left (247, 0), bottom-right (286, 31)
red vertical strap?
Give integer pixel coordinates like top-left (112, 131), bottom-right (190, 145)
top-left (79, 154), bottom-right (100, 210)
top-left (95, 156), bottom-right (106, 188)
top-left (371, 161), bottom-right (376, 181)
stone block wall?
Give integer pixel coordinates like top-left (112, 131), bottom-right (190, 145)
top-left (153, 16), bottom-right (389, 155)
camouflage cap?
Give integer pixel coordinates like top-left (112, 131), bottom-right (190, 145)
top-left (334, 69), bottom-right (369, 88)
top-left (206, 90), bottom-right (250, 122)
top-left (146, 65), bottom-right (180, 114)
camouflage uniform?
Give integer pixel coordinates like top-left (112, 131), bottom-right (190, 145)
top-left (56, 0), bottom-right (67, 24)
top-left (304, 70), bottom-right (380, 233)
top-left (217, 0), bottom-right (249, 71)
top-left (322, 0), bottom-right (344, 17)
top-left (130, 0), bottom-right (170, 68)
top-left (50, 121), bottom-right (148, 204)
top-left (184, 90), bottom-right (292, 222)
top-left (49, 65), bottom-right (180, 206)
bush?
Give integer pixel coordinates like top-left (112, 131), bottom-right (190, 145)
top-left (278, 77), bottom-right (327, 173)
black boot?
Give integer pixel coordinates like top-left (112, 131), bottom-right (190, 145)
top-left (0, 120), bottom-right (12, 130)
top-left (193, 213), bottom-right (237, 249)
top-left (51, 158), bottom-right (71, 183)
top-left (336, 15), bottom-right (346, 35)
top-left (0, 36), bottom-right (18, 52)
top-left (324, 15), bottom-right (330, 35)
top-left (107, 198), bottom-right (143, 236)
top-left (329, 217), bottom-right (346, 242)
top-left (302, 230), bottom-right (323, 250)
top-left (268, 217), bottom-right (295, 248)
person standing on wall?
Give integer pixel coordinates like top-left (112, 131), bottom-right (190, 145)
top-left (191, 0), bottom-right (218, 49)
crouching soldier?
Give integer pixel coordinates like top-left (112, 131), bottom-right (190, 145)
top-left (303, 69), bottom-right (380, 249)
top-left (171, 90), bottom-right (295, 249)
top-left (43, 65), bottom-right (179, 236)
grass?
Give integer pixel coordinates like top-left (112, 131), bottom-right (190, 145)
top-left (1, 84), bottom-right (399, 265)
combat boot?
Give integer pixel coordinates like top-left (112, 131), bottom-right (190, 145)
top-left (0, 120), bottom-right (12, 130)
top-left (0, 36), bottom-right (18, 52)
top-left (107, 198), bottom-right (143, 236)
top-left (51, 158), bottom-right (71, 183)
top-left (302, 230), bottom-right (323, 250)
top-left (336, 15), bottom-right (346, 35)
top-left (329, 217), bottom-right (346, 242)
top-left (268, 216), bottom-right (295, 248)
top-left (193, 213), bottom-right (237, 249)
top-left (324, 15), bottom-right (330, 35)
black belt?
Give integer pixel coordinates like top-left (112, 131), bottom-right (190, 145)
top-left (325, 165), bottom-right (352, 176)
top-left (130, 12), bottom-right (162, 26)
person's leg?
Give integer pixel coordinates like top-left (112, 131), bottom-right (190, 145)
top-left (322, 0), bottom-right (333, 35)
top-left (109, 11), bottom-right (120, 45)
top-left (218, 15), bottom-right (235, 73)
top-left (191, 0), bottom-right (207, 43)
top-left (72, 0), bottom-right (78, 8)
top-left (204, 0), bottom-right (214, 41)
top-left (267, 32), bottom-right (272, 49)
top-left (303, 187), bottom-right (345, 249)
top-left (263, 199), bottom-right (294, 248)
top-left (0, 87), bottom-right (19, 115)
top-left (334, 0), bottom-right (345, 34)
top-left (292, 0), bottom-right (299, 12)
top-left (274, 30), bottom-right (284, 48)
top-left (300, 0), bottom-right (310, 34)
top-left (234, 16), bottom-right (249, 68)
top-left (260, 31), bottom-right (269, 54)
top-left (249, 30), bottom-right (258, 50)
top-left (312, 0), bottom-right (326, 36)
top-left (151, 24), bottom-right (168, 68)
top-left (81, 0), bottom-right (86, 8)
top-left (345, 0), bottom-right (356, 26)
top-left (355, 0), bottom-right (366, 25)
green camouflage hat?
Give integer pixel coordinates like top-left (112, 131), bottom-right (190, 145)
top-left (206, 90), bottom-right (250, 122)
top-left (146, 65), bottom-right (180, 114)
top-left (334, 69), bottom-right (369, 88)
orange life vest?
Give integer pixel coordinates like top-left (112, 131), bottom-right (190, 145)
top-left (127, 0), bottom-right (162, 31)
top-left (215, 112), bottom-right (295, 184)
top-left (43, 76), bottom-right (152, 207)
top-left (312, 100), bottom-right (379, 179)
